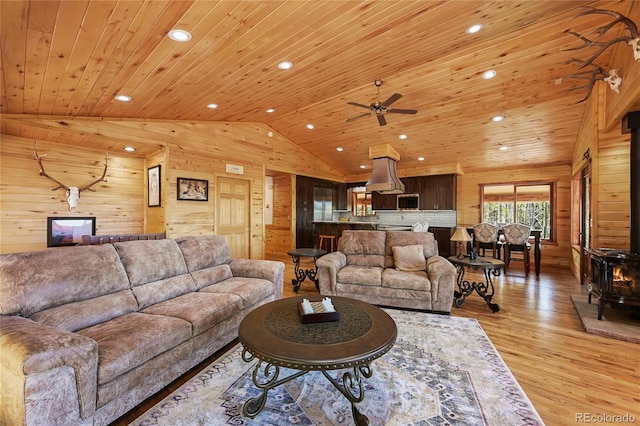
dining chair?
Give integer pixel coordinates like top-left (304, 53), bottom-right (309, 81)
top-left (472, 223), bottom-right (500, 259)
top-left (503, 223), bottom-right (531, 276)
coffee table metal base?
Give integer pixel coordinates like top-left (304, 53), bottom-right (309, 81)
top-left (241, 349), bottom-right (372, 425)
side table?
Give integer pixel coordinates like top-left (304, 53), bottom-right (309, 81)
top-left (287, 248), bottom-right (327, 292)
top-left (447, 255), bottom-right (504, 313)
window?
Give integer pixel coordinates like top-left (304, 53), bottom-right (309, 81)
top-left (481, 182), bottom-right (555, 240)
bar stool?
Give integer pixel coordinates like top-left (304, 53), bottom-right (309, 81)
top-left (318, 234), bottom-right (335, 252)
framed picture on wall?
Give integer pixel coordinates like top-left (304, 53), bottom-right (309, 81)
top-left (177, 177), bottom-right (209, 201)
top-left (47, 216), bottom-right (96, 247)
top-left (148, 165), bottom-right (161, 207)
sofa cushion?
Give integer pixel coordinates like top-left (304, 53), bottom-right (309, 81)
top-left (29, 290), bottom-right (138, 332)
top-left (176, 235), bottom-right (232, 272)
top-left (382, 269), bottom-right (431, 291)
top-left (340, 230), bottom-right (386, 268)
top-left (384, 231), bottom-right (437, 269)
top-left (115, 240), bottom-right (197, 309)
top-left (142, 292), bottom-right (242, 336)
top-left (114, 239), bottom-right (188, 286)
top-left (199, 277), bottom-right (277, 307)
top-left (190, 264), bottom-right (234, 290)
top-left (337, 265), bottom-right (383, 286)
top-left (76, 312), bottom-right (191, 385)
top-left (0, 244), bottom-right (130, 318)
top-left (392, 244), bottom-right (426, 272)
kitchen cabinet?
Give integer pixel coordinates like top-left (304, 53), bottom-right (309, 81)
top-left (371, 174), bottom-right (457, 211)
top-left (431, 226), bottom-right (455, 257)
top-left (371, 191), bottom-right (397, 210)
top-left (419, 174), bottom-right (457, 210)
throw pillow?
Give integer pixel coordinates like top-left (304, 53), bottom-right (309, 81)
top-left (392, 244), bottom-right (426, 272)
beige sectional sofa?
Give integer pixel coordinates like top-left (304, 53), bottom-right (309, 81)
top-left (0, 235), bottom-right (284, 426)
top-left (316, 230), bottom-right (456, 313)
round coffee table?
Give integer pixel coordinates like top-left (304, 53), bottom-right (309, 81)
top-left (238, 296), bottom-right (397, 425)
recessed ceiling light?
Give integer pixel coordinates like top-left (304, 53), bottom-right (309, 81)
top-left (115, 94), bottom-right (131, 102)
top-left (207, 103), bottom-right (218, 109)
top-left (482, 70), bottom-right (497, 80)
top-left (123, 146), bottom-right (136, 152)
top-left (168, 29), bottom-right (192, 42)
top-left (278, 61), bottom-right (293, 70)
top-left (306, 123), bottom-right (314, 130)
top-left (492, 115), bottom-right (504, 122)
top-left (499, 146), bottom-right (509, 151)
top-left (418, 156), bottom-right (425, 161)
top-left (399, 134), bottom-right (407, 140)
top-left (336, 147), bottom-right (343, 152)
top-left (360, 165), bottom-right (366, 169)
top-left (266, 108), bottom-right (275, 113)
top-left (267, 131), bottom-right (273, 137)
top-left (466, 24), bottom-right (484, 34)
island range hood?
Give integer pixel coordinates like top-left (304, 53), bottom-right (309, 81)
top-left (365, 144), bottom-right (405, 194)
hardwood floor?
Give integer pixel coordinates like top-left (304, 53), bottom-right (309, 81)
top-left (114, 257), bottom-right (640, 425)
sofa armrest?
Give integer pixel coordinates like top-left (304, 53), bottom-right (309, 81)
top-left (316, 251), bottom-right (347, 295)
top-left (229, 259), bottom-right (285, 299)
top-left (0, 316), bottom-right (98, 424)
top-left (426, 256), bottom-right (457, 311)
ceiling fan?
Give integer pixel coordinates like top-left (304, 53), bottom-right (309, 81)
top-left (346, 79), bottom-right (418, 126)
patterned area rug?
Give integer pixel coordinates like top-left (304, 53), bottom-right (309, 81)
top-left (131, 309), bottom-right (544, 425)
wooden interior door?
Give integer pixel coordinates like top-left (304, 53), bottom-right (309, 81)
top-left (216, 177), bottom-right (250, 258)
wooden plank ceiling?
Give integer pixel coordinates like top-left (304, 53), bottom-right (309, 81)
top-left (1, 0), bottom-right (639, 177)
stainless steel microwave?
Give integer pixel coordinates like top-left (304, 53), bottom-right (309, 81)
top-left (397, 194), bottom-right (419, 210)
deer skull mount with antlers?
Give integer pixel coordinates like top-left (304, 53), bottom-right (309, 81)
top-left (563, 59), bottom-right (623, 103)
top-left (34, 141), bottom-right (108, 212)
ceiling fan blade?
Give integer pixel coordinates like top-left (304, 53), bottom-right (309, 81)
top-left (346, 112), bottom-right (371, 122)
top-left (377, 114), bottom-right (387, 126)
top-left (381, 93), bottom-right (403, 107)
top-left (388, 108), bottom-right (418, 114)
top-left (347, 101), bottom-right (372, 110)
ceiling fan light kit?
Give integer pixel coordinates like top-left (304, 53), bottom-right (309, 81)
top-left (346, 80), bottom-right (418, 126)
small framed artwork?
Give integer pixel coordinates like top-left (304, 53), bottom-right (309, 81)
top-left (177, 177), bottom-right (209, 201)
top-left (148, 165), bottom-right (161, 207)
top-left (47, 216), bottom-right (96, 247)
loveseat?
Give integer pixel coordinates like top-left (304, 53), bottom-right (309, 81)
top-left (0, 235), bottom-right (284, 426)
top-left (316, 230), bottom-right (456, 313)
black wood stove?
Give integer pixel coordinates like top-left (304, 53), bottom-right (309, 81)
top-left (588, 111), bottom-right (640, 320)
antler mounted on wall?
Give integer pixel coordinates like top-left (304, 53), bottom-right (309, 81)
top-left (565, 7), bottom-right (640, 67)
top-left (562, 7), bottom-right (638, 102)
top-left (34, 141), bottom-right (108, 212)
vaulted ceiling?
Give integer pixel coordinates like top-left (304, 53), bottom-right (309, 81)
top-left (2, 0), bottom-right (639, 178)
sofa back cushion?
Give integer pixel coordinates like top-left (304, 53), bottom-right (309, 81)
top-left (114, 239), bottom-right (196, 309)
top-left (175, 235), bottom-right (233, 271)
top-left (384, 231), bottom-right (438, 269)
top-left (176, 235), bottom-right (234, 289)
top-left (0, 245), bottom-right (134, 330)
top-left (339, 230), bottom-right (386, 268)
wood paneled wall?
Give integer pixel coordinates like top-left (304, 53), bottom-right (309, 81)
top-left (265, 173), bottom-right (294, 257)
top-left (569, 84), bottom-right (631, 279)
top-left (0, 135), bottom-right (144, 253)
top-left (1, 119), bottom-right (342, 256)
top-left (457, 165), bottom-right (572, 268)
